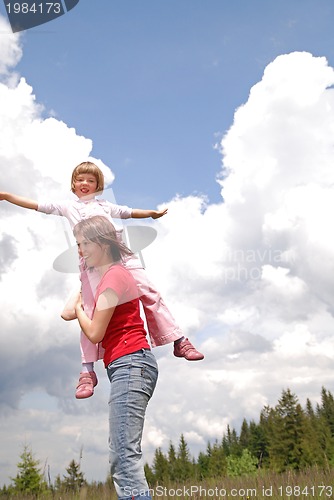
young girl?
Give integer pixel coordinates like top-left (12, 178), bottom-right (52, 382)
top-left (74, 215), bottom-right (157, 500)
top-left (0, 161), bottom-right (204, 398)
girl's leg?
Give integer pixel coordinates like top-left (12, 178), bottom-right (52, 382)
top-left (75, 331), bottom-right (102, 399)
top-left (107, 350), bottom-right (158, 500)
top-left (129, 268), bottom-right (204, 361)
top-left (130, 269), bottom-right (182, 346)
top-left (75, 265), bottom-right (104, 399)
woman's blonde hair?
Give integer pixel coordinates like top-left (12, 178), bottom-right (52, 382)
top-left (71, 161), bottom-right (105, 194)
top-left (73, 216), bottom-right (133, 263)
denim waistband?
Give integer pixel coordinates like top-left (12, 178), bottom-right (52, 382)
top-left (107, 348), bottom-right (152, 370)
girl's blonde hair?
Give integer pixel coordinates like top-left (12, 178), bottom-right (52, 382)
top-left (71, 161), bottom-right (105, 194)
top-left (73, 216), bottom-right (133, 263)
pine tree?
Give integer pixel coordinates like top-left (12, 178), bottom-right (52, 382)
top-left (224, 425), bottom-right (240, 456)
top-left (197, 447), bottom-right (210, 479)
top-left (53, 474), bottom-right (63, 492)
top-left (167, 442), bottom-right (178, 481)
top-left (207, 440), bottom-right (227, 478)
top-left (319, 387), bottom-right (334, 437)
top-left (144, 462), bottom-right (156, 487)
top-left (303, 397), bottom-right (331, 466)
top-left (11, 444), bottom-right (47, 495)
top-left (176, 434), bottom-right (193, 480)
top-left (314, 391), bottom-right (334, 463)
top-left (61, 459), bottom-right (86, 492)
top-left (267, 389), bottom-right (306, 472)
top-left (248, 418), bottom-right (269, 468)
top-left (152, 447), bottom-right (169, 483)
top-left (239, 418), bottom-right (250, 449)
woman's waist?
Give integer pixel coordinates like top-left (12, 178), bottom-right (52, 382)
top-left (103, 337), bottom-right (151, 366)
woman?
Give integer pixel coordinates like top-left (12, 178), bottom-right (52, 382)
top-left (73, 215), bottom-right (158, 500)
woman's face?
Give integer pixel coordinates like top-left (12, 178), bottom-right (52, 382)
top-left (76, 233), bottom-right (107, 268)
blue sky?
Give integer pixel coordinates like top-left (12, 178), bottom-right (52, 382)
top-left (3, 0), bottom-right (334, 206)
top-left (2, 0), bottom-right (334, 487)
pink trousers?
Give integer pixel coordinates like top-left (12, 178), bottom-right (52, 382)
top-left (80, 264), bottom-right (183, 363)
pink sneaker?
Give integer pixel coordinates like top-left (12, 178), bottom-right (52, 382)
top-left (75, 371), bottom-right (98, 399)
top-left (174, 338), bottom-right (204, 361)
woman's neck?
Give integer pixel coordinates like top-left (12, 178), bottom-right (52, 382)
top-left (96, 259), bottom-right (117, 277)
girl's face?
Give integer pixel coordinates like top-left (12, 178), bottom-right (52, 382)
top-left (73, 173), bottom-right (98, 199)
top-left (76, 233), bottom-right (108, 268)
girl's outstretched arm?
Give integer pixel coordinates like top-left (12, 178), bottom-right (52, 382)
top-left (131, 208), bottom-right (168, 219)
top-left (0, 192), bottom-right (38, 210)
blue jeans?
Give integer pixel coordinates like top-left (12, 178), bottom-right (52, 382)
top-left (107, 349), bottom-right (158, 500)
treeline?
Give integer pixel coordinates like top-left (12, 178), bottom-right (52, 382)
top-left (145, 386), bottom-right (334, 483)
top-left (1, 387), bottom-right (334, 498)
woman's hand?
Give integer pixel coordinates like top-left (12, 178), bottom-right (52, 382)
top-left (76, 288), bottom-right (118, 344)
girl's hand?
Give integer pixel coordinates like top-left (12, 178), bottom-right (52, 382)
top-left (152, 208), bottom-right (168, 219)
top-left (74, 292), bottom-right (83, 314)
top-left (61, 288), bottom-right (81, 321)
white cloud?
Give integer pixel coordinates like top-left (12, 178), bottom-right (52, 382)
top-left (0, 16), bottom-right (22, 77)
top-left (2, 22), bottom-right (334, 489)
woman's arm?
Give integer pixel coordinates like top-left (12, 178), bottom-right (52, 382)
top-left (131, 208), bottom-right (168, 219)
top-left (75, 288), bottom-right (119, 344)
top-left (0, 192), bottom-right (38, 210)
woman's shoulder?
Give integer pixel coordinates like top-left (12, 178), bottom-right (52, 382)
top-left (102, 263), bottom-right (133, 284)
top-left (100, 264), bottom-right (137, 302)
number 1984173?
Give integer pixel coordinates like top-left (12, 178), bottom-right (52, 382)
top-left (5, 3), bottom-right (62, 14)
